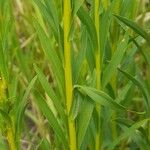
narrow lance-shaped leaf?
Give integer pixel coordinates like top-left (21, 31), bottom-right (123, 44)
top-left (73, 0), bottom-right (84, 16)
top-left (75, 85), bottom-right (145, 114)
top-left (86, 36), bottom-right (95, 71)
top-left (43, 0), bottom-right (64, 60)
top-left (77, 7), bottom-right (98, 50)
top-left (73, 28), bottom-right (87, 83)
top-left (44, 0), bottom-right (59, 31)
top-left (34, 20), bottom-right (65, 98)
top-left (33, 0), bottom-right (58, 40)
top-left (33, 0), bottom-right (64, 63)
top-left (0, 20), bottom-right (11, 81)
top-left (77, 97), bottom-right (94, 149)
top-left (118, 68), bottom-right (150, 113)
top-left (100, 10), bottom-right (111, 54)
top-left (34, 64), bottom-right (66, 124)
top-left (131, 38), bottom-right (150, 66)
top-left (38, 138), bottom-right (53, 150)
top-left (102, 34), bottom-right (129, 87)
top-left (108, 118), bottom-right (150, 150)
top-left (15, 76), bottom-right (37, 144)
top-left (76, 85), bottom-right (126, 111)
top-left (112, 118), bottom-right (134, 128)
top-left (33, 90), bottom-right (69, 149)
top-left (114, 14), bottom-right (150, 44)
top-left (115, 81), bottom-right (133, 103)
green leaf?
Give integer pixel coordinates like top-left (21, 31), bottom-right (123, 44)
top-left (73, 27), bottom-right (87, 83)
top-left (108, 118), bottom-right (150, 150)
top-left (15, 76), bottom-right (37, 145)
top-left (116, 81), bottom-right (133, 103)
top-left (76, 85), bottom-right (145, 115)
top-left (113, 118), bottom-right (134, 128)
top-left (34, 20), bottom-right (65, 98)
top-left (73, 0), bottom-right (84, 16)
top-left (102, 34), bottom-right (129, 87)
top-left (100, 10), bottom-right (111, 54)
top-left (44, 0), bottom-right (59, 31)
top-left (38, 138), bottom-right (53, 150)
top-left (76, 85), bottom-right (126, 111)
top-left (131, 38), bottom-right (150, 66)
top-left (118, 68), bottom-right (150, 112)
top-left (69, 92), bottom-right (82, 120)
top-left (114, 14), bottom-right (150, 43)
top-left (34, 64), bottom-right (66, 123)
top-left (77, 7), bottom-right (98, 50)
top-left (0, 19), bottom-right (11, 81)
top-left (0, 49), bottom-right (8, 81)
top-left (33, 0), bottom-right (58, 40)
top-left (33, 90), bottom-right (69, 149)
top-left (77, 97), bottom-right (94, 149)
top-left (86, 36), bottom-right (95, 71)
top-left (16, 47), bottom-right (31, 80)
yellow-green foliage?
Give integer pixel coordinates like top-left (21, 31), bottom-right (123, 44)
top-left (0, 77), bottom-right (6, 102)
top-left (0, 0), bottom-right (150, 150)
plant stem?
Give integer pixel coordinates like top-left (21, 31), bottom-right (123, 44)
top-left (7, 127), bottom-right (16, 150)
top-left (95, 0), bottom-right (101, 104)
top-left (95, 0), bottom-right (101, 149)
top-left (63, 1), bottom-right (76, 150)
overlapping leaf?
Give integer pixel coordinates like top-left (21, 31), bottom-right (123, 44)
top-left (118, 68), bottom-right (150, 113)
top-left (77, 97), bottom-right (94, 149)
top-left (34, 20), bottom-right (65, 98)
top-left (108, 118), bottom-right (150, 150)
top-left (114, 14), bottom-right (150, 44)
top-left (102, 34), bottom-right (129, 87)
top-left (77, 7), bottom-right (98, 50)
top-left (15, 76), bottom-right (37, 145)
top-left (34, 64), bottom-right (66, 122)
top-left (33, 90), bottom-right (69, 149)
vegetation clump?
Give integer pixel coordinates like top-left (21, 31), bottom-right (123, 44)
top-left (0, 0), bottom-right (150, 150)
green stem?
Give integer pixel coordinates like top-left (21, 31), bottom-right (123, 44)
top-left (7, 127), bottom-right (16, 150)
top-left (63, 1), bottom-right (76, 150)
top-left (95, 0), bottom-right (101, 150)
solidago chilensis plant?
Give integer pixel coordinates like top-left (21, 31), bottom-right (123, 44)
top-left (0, 0), bottom-right (150, 150)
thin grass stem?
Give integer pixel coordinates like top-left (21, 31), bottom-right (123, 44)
top-left (95, 0), bottom-right (101, 149)
top-left (63, 1), bottom-right (76, 150)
